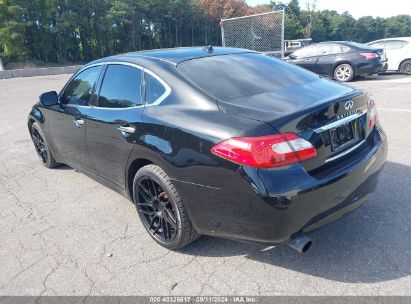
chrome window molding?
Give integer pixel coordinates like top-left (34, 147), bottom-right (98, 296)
top-left (143, 67), bottom-right (171, 107)
top-left (66, 61), bottom-right (171, 109)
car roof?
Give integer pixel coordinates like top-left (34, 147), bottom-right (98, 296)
top-left (316, 41), bottom-right (366, 46)
top-left (368, 37), bottom-right (411, 43)
top-left (317, 41), bottom-right (351, 44)
top-left (88, 47), bottom-right (256, 67)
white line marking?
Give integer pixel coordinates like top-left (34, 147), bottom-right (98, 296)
top-left (378, 108), bottom-right (411, 112)
top-left (361, 77), bottom-right (411, 84)
top-left (376, 78), bottom-right (411, 84)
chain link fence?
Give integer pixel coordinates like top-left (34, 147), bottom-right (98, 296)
top-left (221, 10), bottom-right (285, 57)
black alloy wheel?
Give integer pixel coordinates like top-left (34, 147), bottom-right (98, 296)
top-left (30, 122), bottom-right (58, 168)
top-left (133, 165), bottom-right (200, 249)
top-left (32, 128), bottom-right (48, 164)
top-left (136, 177), bottom-right (178, 243)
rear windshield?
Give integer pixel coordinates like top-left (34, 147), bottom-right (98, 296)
top-left (177, 53), bottom-right (319, 101)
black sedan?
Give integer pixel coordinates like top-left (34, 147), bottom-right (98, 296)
top-left (285, 41), bottom-right (387, 82)
top-left (28, 47), bottom-right (387, 252)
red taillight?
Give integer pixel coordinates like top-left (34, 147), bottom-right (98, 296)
top-left (368, 98), bottom-right (378, 129)
top-left (360, 52), bottom-right (379, 60)
top-left (211, 133), bottom-right (317, 168)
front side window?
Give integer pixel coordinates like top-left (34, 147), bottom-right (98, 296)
top-left (145, 73), bottom-right (166, 104)
top-left (60, 66), bottom-right (102, 105)
top-left (98, 65), bottom-right (143, 108)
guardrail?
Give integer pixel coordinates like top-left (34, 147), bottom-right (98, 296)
top-left (0, 65), bottom-right (83, 79)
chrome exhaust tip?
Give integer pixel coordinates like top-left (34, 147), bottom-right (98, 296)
top-left (287, 234), bottom-right (312, 253)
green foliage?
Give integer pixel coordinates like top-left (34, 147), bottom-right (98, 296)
top-left (271, 1), bottom-right (411, 43)
top-left (0, 1), bottom-right (28, 62)
top-left (0, 0), bottom-right (410, 65)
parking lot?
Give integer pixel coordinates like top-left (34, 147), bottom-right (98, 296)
top-left (0, 73), bottom-right (410, 296)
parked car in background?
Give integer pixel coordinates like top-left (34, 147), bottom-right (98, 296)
top-left (285, 41), bottom-right (387, 82)
top-left (266, 38), bottom-right (312, 59)
top-left (0, 58), bottom-right (4, 71)
top-left (367, 37), bottom-right (411, 74)
top-left (28, 47), bottom-right (387, 252)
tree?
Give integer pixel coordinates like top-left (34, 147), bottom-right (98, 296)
top-left (0, 0), bottom-right (28, 63)
top-left (0, 0), bottom-right (410, 66)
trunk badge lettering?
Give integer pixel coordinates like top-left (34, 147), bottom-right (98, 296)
top-left (337, 110), bottom-right (358, 119)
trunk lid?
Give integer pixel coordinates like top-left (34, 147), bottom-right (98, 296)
top-left (218, 78), bottom-right (372, 174)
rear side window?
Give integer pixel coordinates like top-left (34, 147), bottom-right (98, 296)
top-left (98, 65), bottom-right (143, 108)
top-left (178, 53), bottom-right (319, 101)
top-left (145, 73), bottom-right (166, 104)
top-left (319, 44), bottom-right (350, 55)
top-left (384, 40), bottom-right (407, 50)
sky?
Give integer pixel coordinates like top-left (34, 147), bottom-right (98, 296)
top-left (246, 0), bottom-right (411, 19)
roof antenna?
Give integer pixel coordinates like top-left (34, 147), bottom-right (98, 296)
top-left (204, 45), bottom-right (213, 53)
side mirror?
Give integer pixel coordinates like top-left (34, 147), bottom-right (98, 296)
top-left (288, 54), bottom-right (296, 60)
top-left (39, 91), bottom-right (58, 106)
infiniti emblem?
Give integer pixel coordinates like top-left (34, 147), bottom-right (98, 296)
top-left (344, 100), bottom-right (354, 110)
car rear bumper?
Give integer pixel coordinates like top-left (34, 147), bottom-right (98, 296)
top-left (355, 60), bottom-right (386, 76)
top-left (172, 124), bottom-right (387, 245)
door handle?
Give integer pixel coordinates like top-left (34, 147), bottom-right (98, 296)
top-left (117, 125), bottom-right (135, 135)
top-left (73, 119), bottom-right (85, 128)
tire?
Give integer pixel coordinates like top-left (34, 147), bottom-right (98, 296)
top-left (30, 122), bottom-right (58, 168)
top-left (399, 59), bottom-right (411, 75)
top-left (133, 164), bottom-right (200, 250)
top-left (334, 63), bottom-right (354, 82)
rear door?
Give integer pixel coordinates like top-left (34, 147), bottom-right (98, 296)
top-left (85, 64), bottom-right (145, 187)
top-left (316, 44), bottom-right (350, 76)
top-left (383, 40), bottom-right (409, 70)
top-left (47, 65), bottom-right (102, 169)
top-left (287, 45), bottom-right (319, 72)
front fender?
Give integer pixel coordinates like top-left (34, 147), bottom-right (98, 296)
top-left (27, 104), bottom-right (45, 131)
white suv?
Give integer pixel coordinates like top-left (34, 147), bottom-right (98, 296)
top-left (367, 37), bottom-right (411, 74)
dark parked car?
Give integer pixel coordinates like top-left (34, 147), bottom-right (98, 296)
top-left (28, 47), bottom-right (387, 252)
top-left (285, 41), bottom-right (387, 82)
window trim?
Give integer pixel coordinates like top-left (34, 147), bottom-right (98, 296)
top-left (144, 70), bottom-right (169, 106)
top-left (68, 61), bottom-right (171, 110)
top-left (58, 65), bottom-right (103, 107)
top-left (143, 68), bottom-right (170, 106)
top-left (96, 63), bottom-right (144, 109)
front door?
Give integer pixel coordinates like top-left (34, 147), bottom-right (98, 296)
top-left (47, 65), bottom-right (102, 169)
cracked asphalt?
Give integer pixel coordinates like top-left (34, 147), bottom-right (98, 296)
top-left (0, 73), bottom-right (410, 296)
